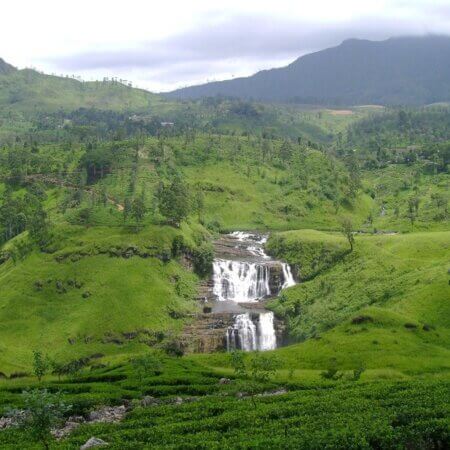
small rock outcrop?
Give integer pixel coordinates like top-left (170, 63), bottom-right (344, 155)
top-left (88, 405), bottom-right (127, 423)
top-left (80, 437), bottom-right (109, 449)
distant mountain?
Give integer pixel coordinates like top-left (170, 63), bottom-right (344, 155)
top-left (167, 36), bottom-right (450, 106)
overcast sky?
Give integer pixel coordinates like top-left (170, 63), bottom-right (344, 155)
top-left (1, 0), bottom-right (450, 92)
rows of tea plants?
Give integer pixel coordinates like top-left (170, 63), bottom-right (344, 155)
top-left (0, 357), bottom-right (448, 449)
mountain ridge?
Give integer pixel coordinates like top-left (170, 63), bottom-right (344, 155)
top-left (167, 35), bottom-right (450, 106)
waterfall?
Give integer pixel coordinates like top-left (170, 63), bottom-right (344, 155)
top-left (232, 313), bottom-right (258, 351)
top-left (213, 259), bottom-right (271, 302)
top-left (281, 263), bottom-right (296, 289)
top-left (214, 231), bottom-right (296, 352)
top-left (257, 312), bottom-right (277, 350)
top-left (227, 312), bottom-right (277, 351)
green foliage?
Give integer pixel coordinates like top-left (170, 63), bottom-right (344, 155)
top-left (32, 351), bottom-right (49, 382)
top-left (340, 216), bottom-right (355, 251)
top-left (320, 359), bottom-right (343, 380)
top-left (131, 195), bottom-right (147, 230)
top-left (351, 366), bottom-right (366, 381)
top-left (230, 351), bottom-right (247, 377)
top-left (249, 352), bottom-right (278, 383)
top-left (18, 389), bottom-right (70, 449)
top-left (130, 352), bottom-right (163, 381)
top-left (1, 366), bottom-right (448, 449)
top-left (157, 176), bottom-right (191, 227)
top-left (191, 243), bottom-right (214, 277)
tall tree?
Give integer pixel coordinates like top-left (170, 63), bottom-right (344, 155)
top-left (157, 176), bottom-right (190, 227)
top-left (340, 217), bottom-right (355, 252)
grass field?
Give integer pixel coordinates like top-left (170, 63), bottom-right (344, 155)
top-left (0, 223), bottom-right (208, 373)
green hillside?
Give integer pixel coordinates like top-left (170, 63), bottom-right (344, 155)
top-left (0, 223), bottom-right (207, 373)
top-left (266, 230), bottom-right (450, 374)
top-left (0, 68), bottom-right (162, 113)
top-left (0, 62), bottom-right (449, 448)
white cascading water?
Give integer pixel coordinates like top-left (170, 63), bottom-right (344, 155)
top-left (257, 311), bottom-right (277, 350)
top-left (215, 232), bottom-right (296, 352)
top-left (281, 263), bottom-right (296, 288)
top-left (227, 312), bottom-right (277, 351)
top-left (213, 260), bottom-right (271, 302)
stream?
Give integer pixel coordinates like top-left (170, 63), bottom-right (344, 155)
top-left (211, 232), bottom-right (295, 351)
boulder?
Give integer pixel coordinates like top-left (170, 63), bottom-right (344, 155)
top-left (219, 377), bottom-right (231, 385)
top-left (80, 437), bottom-right (108, 449)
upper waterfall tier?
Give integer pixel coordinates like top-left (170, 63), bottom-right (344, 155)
top-left (213, 259), bottom-right (271, 302)
top-left (212, 232), bottom-right (296, 303)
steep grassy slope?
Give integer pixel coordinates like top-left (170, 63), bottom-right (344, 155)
top-left (264, 230), bottom-right (450, 374)
top-left (0, 223), bottom-right (207, 373)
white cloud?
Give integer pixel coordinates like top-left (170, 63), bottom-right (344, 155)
top-left (1, 0), bottom-right (450, 91)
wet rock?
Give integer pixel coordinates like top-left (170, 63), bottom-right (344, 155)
top-left (80, 437), bottom-right (109, 449)
top-left (219, 377), bottom-right (231, 385)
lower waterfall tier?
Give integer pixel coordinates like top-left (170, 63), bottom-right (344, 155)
top-left (227, 312), bottom-right (277, 351)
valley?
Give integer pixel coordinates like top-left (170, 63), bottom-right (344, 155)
top-left (0, 35), bottom-right (449, 448)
